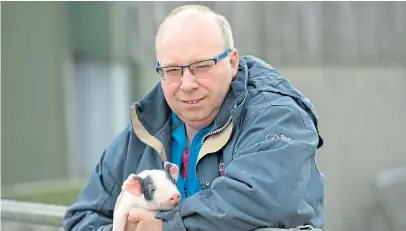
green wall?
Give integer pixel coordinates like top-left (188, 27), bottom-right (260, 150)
top-left (1, 1), bottom-right (138, 188)
top-left (1, 2), bottom-right (68, 185)
top-left (68, 2), bottom-right (111, 60)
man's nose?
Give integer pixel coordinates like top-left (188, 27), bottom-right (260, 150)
top-left (179, 68), bottom-right (198, 92)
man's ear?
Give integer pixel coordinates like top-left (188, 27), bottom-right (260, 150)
top-left (164, 161), bottom-right (179, 182)
top-left (229, 48), bottom-right (240, 78)
top-left (122, 174), bottom-right (143, 197)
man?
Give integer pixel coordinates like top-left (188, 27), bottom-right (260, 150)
top-left (63, 4), bottom-right (324, 231)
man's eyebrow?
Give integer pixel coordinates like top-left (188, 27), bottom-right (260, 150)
top-left (160, 62), bottom-right (180, 67)
top-left (160, 57), bottom-right (212, 67)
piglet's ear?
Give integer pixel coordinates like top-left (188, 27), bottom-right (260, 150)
top-left (164, 162), bottom-right (179, 181)
top-left (122, 173), bottom-right (143, 197)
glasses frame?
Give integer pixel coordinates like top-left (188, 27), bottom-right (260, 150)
top-left (155, 48), bottom-right (231, 84)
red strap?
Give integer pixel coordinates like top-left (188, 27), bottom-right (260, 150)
top-left (182, 150), bottom-right (225, 178)
top-left (219, 162), bottom-right (225, 176)
top-left (181, 150), bottom-right (189, 178)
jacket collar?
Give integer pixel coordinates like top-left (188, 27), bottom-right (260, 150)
top-left (131, 55), bottom-right (323, 161)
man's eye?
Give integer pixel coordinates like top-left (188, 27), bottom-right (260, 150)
top-left (165, 68), bottom-right (180, 73)
top-left (197, 65), bottom-right (210, 69)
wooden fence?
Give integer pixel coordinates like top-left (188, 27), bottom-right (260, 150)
top-left (126, 1), bottom-right (406, 66)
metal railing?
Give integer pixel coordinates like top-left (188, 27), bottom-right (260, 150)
top-left (1, 199), bottom-right (66, 231)
top-left (1, 199), bottom-right (322, 231)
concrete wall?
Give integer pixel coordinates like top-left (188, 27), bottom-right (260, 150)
top-left (279, 66), bottom-right (406, 231)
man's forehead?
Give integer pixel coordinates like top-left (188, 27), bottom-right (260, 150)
top-left (157, 25), bottom-right (223, 66)
top-left (157, 12), bottom-right (222, 49)
top-left (168, 13), bottom-right (218, 33)
top-left (164, 9), bottom-right (214, 28)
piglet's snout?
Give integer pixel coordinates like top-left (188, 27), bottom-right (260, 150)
top-left (167, 192), bottom-right (180, 205)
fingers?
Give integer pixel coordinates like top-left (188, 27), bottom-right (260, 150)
top-left (124, 208), bottom-right (141, 231)
top-left (128, 208), bottom-right (143, 222)
top-left (127, 208), bottom-right (162, 231)
top-left (124, 219), bottom-right (138, 231)
top-left (128, 208), bottom-right (158, 221)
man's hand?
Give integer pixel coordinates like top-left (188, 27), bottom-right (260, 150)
top-left (126, 208), bottom-right (162, 231)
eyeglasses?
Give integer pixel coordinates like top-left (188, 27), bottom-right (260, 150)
top-left (155, 49), bottom-right (231, 84)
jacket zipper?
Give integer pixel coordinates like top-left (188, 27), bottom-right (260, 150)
top-left (200, 116), bottom-right (232, 146)
top-left (192, 116), bottom-right (232, 189)
top-left (195, 116), bottom-right (232, 170)
top-left (184, 180), bottom-right (188, 197)
top-left (200, 101), bottom-right (237, 146)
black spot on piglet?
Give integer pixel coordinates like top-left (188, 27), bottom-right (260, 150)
top-left (142, 175), bottom-right (156, 201)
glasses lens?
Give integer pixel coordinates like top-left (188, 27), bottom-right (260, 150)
top-left (191, 60), bottom-right (215, 78)
top-left (161, 67), bottom-right (182, 83)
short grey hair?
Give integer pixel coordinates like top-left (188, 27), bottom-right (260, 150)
top-left (155, 4), bottom-right (234, 50)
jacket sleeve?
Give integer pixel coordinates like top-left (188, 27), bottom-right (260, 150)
top-left (156, 102), bottom-right (324, 231)
top-left (63, 127), bottom-right (131, 231)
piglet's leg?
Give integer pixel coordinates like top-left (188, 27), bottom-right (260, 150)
top-left (112, 192), bottom-right (137, 231)
top-left (112, 174), bottom-right (143, 231)
top-left (112, 212), bottom-right (127, 231)
top-left (112, 194), bottom-right (129, 231)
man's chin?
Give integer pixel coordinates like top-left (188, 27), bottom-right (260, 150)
top-left (181, 114), bottom-right (215, 128)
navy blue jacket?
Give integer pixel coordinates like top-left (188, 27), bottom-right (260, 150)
top-left (63, 55), bottom-right (324, 231)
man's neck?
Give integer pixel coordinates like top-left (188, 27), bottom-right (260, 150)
top-left (185, 125), bottom-right (199, 149)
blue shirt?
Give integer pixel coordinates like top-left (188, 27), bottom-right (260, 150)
top-left (170, 111), bottom-right (212, 202)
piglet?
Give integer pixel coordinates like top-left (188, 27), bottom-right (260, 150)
top-left (112, 161), bottom-right (181, 231)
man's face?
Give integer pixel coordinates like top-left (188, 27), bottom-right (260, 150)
top-left (156, 12), bottom-right (239, 129)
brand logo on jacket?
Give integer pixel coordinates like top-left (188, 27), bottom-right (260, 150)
top-left (265, 133), bottom-right (293, 141)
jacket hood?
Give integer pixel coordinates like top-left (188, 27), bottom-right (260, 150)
top-left (240, 55), bottom-right (324, 148)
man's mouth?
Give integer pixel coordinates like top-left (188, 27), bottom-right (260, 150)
top-left (185, 100), bottom-right (199, 104)
top-left (182, 98), bottom-right (203, 104)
